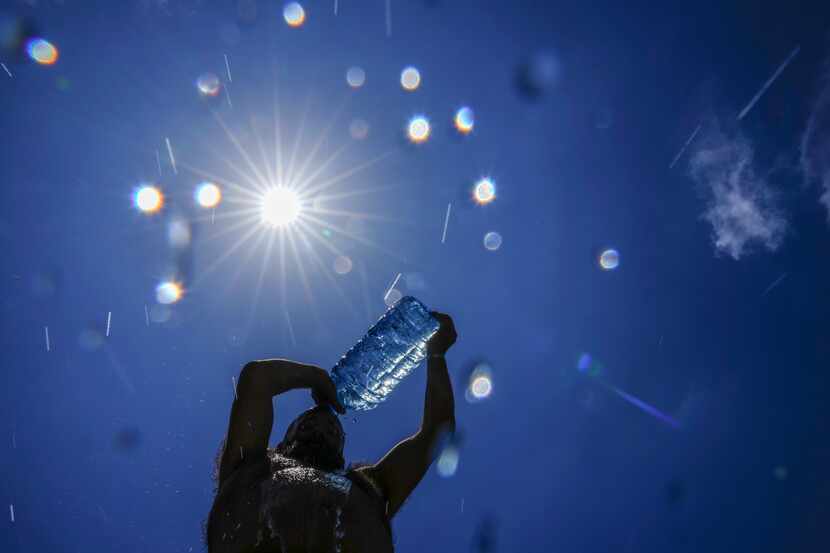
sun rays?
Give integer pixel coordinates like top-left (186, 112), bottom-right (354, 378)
top-left (177, 91), bottom-right (404, 328)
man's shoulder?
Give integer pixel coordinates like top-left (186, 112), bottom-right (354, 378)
top-left (347, 463), bottom-right (386, 503)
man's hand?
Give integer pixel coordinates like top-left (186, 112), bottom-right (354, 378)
top-left (240, 360), bottom-right (345, 414)
top-left (309, 369), bottom-right (346, 415)
top-left (427, 312), bottom-right (457, 357)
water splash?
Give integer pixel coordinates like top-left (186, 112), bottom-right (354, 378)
top-left (334, 506), bottom-right (345, 552)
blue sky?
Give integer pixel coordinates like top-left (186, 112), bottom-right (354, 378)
top-left (1, 1), bottom-right (830, 552)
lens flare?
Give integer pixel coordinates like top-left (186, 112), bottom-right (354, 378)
top-left (156, 281), bottom-right (183, 305)
top-left (454, 107), bottom-right (475, 134)
top-left (400, 66), bottom-right (421, 91)
top-left (599, 249), bottom-right (620, 270)
top-left (134, 185), bottom-right (163, 214)
top-left (283, 2), bottom-right (306, 27)
top-left (466, 362), bottom-right (494, 403)
top-left (577, 352), bottom-right (603, 377)
top-left (349, 118), bottom-right (369, 140)
top-left (333, 255), bottom-right (353, 275)
top-left (26, 38), bottom-right (58, 65)
top-left (473, 178), bottom-right (496, 204)
top-left (167, 217), bottom-right (191, 249)
top-left (196, 72), bottom-right (221, 96)
top-left (261, 187), bottom-right (302, 227)
top-left (346, 66), bottom-right (366, 88)
top-left (407, 116), bottom-right (430, 144)
top-left (436, 445), bottom-right (459, 477)
top-left (483, 231), bottom-right (502, 251)
top-left (195, 182), bottom-right (222, 208)
top-left (470, 375), bottom-right (492, 399)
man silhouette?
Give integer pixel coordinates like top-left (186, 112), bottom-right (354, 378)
top-left (206, 312), bottom-right (457, 552)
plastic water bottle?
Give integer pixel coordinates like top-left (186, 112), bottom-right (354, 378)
top-left (331, 296), bottom-right (440, 411)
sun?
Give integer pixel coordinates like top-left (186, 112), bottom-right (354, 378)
top-left (261, 187), bottom-right (302, 227)
top-left (174, 93), bottom-right (401, 330)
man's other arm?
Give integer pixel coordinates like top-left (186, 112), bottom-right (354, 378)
top-left (358, 313), bottom-right (457, 518)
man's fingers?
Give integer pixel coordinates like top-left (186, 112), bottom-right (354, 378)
top-left (312, 381), bottom-right (346, 415)
top-left (325, 381), bottom-right (347, 414)
top-left (431, 312), bottom-right (457, 338)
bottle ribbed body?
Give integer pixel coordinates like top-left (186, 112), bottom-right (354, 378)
top-left (331, 296), bottom-right (439, 411)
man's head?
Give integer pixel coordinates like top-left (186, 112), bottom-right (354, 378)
top-left (275, 404), bottom-right (346, 471)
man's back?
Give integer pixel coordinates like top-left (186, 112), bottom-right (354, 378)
top-left (209, 315), bottom-right (456, 552)
top-left (208, 451), bottom-right (394, 553)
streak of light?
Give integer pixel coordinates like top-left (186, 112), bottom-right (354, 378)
top-left (155, 149), bottom-right (162, 176)
top-left (594, 378), bottom-right (679, 429)
top-left (224, 54), bottom-right (232, 83)
top-left (334, 0), bottom-right (338, 15)
top-left (232, 376), bottom-right (238, 400)
top-left (285, 309), bottom-right (297, 347)
top-left (294, 220), bottom-right (360, 316)
top-left (738, 45), bottom-right (800, 120)
top-left (291, 96), bottom-right (352, 192)
top-left (762, 272), bottom-right (788, 296)
top-left (106, 311), bottom-right (112, 337)
top-left (1, 63), bottom-right (12, 78)
top-left (285, 95), bottom-right (313, 190)
top-left (384, 273), bottom-right (402, 303)
top-left (144, 304), bottom-right (149, 327)
top-left (668, 124), bottom-right (702, 169)
top-left (45, 326), bottom-right (50, 352)
top-left (175, 160), bottom-right (262, 205)
top-left (286, 231), bottom-right (319, 325)
top-left (11, 432), bottom-right (16, 449)
top-left (104, 345), bottom-right (136, 394)
top-left (240, 446), bottom-right (244, 459)
top-left (165, 137), bottom-right (178, 174)
top-left (273, 85), bottom-right (285, 189)
top-left (9, 504), bottom-right (14, 523)
top-left (241, 226), bottom-right (279, 336)
top-left (301, 211), bottom-right (409, 262)
top-left (441, 203), bottom-right (452, 244)
top-left (461, 498), bottom-right (464, 513)
top-left (300, 148), bottom-right (395, 197)
top-left (211, 113), bottom-right (271, 193)
top-left (385, 0), bottom-right (391, 37)
top-left (611, 385), bottom-right (680, 428)
top-left (189, 224), bottom-right (262, 288)
top-left (225, 86), bottom-right (233, 108)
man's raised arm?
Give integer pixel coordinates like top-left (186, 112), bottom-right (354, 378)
top-left (358, 312), bottom-right (457, 518)
top-left (217, 359), bottom-right (345, 486)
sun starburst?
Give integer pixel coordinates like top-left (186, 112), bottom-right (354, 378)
top-left (176, 91), bottom-right (407, 332)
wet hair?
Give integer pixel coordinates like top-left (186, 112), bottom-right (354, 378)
top-left (274, 405), bottom-right (346, 471)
